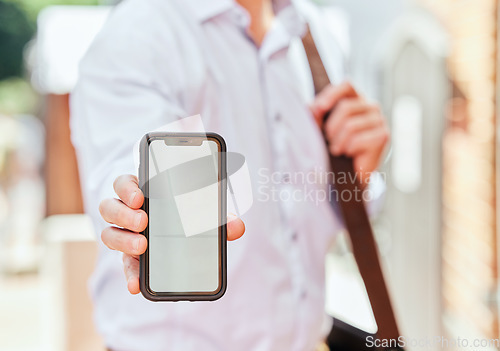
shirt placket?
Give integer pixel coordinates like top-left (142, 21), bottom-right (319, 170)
top-left (230, 5), bottom-right (313, 348)
top-left (258, 20), bottom-right (312, 351)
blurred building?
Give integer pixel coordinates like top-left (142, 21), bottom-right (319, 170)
top-left (331, 0), bottom-right (499, 348)
top-left (422, 0), bottom-right (499, 341)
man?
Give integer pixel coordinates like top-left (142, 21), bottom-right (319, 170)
top-left (70, 0), bottom-right (389, 350)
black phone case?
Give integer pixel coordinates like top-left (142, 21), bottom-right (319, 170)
top-left (139, 132), bottom-right (227, 302)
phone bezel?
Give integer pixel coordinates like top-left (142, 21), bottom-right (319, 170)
top-left (139, 132), bottom-right (227, 302)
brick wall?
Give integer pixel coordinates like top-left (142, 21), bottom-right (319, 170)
top-left (421, 0), bottom-right (498, 339)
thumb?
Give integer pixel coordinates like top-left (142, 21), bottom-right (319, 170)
top-left (227, 213), bottom-right (245, 241)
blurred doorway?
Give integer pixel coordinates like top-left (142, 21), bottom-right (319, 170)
top-left (378, 11), bottom-right (448, 344)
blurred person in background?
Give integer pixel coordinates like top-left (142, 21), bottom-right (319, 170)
top-left (0, 0), bottom-right (42, 275)
top-left (0, 115), bottom-right (44, 273)
top-left (71, 0), bottom-right (389, 350)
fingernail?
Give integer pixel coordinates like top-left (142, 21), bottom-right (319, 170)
top-left (135, 213), bottom-right (142, 230)
top-left (310, 105), bottom-right (318, 116)
top-left (227, 213), bottom-right (237, 222)
top-left (134, 237), bottom-right (141, 252)
top-left (129, 191), bottom-right (137, 206)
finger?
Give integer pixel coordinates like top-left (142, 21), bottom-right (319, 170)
top-left (123, 254), bottom-right (140, 294)
top-left (341, 127), bottom-right (390, 157)
top-left (227, 213), bottom-right (245, 241)
top-left (310, 82), bottom-right (358, 123)
top-left (101, 226), bottom-right (148, 256)
top-left (330, 112), bottom-right (383, 156)
top-left (325, 99), bottom-right (375, 142)
top-left (99, 198), bottom-right (148, 232)
top-left (113, 174), bottom-right (144, 209)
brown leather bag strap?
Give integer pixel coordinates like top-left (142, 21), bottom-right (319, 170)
top-left (301, 27), bottom-right (402, 346)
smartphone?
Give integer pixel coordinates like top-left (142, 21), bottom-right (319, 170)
top-left (139, 132), bottom-right (227, 301)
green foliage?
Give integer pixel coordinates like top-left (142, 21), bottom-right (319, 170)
top-left (0, 77), bottom-right (38, 115)
top-left (9, 0), bottom-right (99, 25)
top-left (0, 0), bottom-right (99, 115)
top-left (0, 0), bottom-right (100, 81)
top-left (0, 0), bottom-right (34, 80)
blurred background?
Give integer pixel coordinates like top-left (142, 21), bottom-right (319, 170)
top-left (0, 0), bottom-right (497, 350)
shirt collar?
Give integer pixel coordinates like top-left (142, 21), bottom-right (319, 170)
top-left (259, 5), bottom-right (306, 61)
top-left (184, 0), bottom-right (235, 23)
top-left (184, 0), bottom-right (296, 23)
top-left (183, 0), bottom-right (306, 61)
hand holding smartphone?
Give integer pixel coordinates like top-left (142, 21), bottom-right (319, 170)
top-left (138, 132), bottom-right (227, 301)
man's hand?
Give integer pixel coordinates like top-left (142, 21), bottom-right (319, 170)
top-left (99, 174), bottom-right (245, 295)
top-left (310, 82), bottom-right (390, 182)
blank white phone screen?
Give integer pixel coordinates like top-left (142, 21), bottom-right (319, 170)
top-left (147, 139), bottom-right (220, 293)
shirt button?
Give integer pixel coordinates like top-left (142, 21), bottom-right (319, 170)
top-left (301, 290), bottom-right (307, 299)
top-left (275, 113), bottom-right (281, 122)
top-left (282, 174), bottom-right (290, 183)
top-left (291, 232), bottom-right (298, 241)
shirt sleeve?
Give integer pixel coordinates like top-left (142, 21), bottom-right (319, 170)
top-left (296, 0), bottom-right (350, 84)
top-left (70, 15), bottom-right (186, 240)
